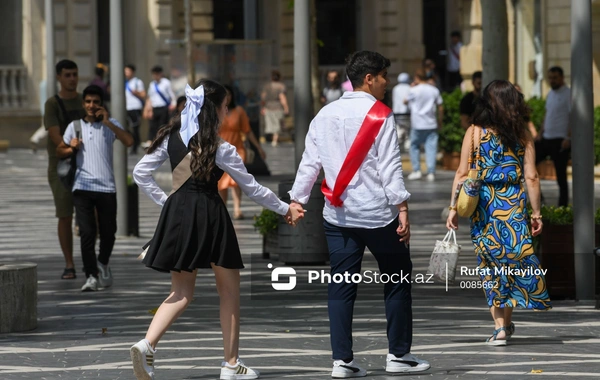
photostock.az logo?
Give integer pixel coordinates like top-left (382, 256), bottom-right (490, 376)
top-left (268, 263), bottom-right (297, 291)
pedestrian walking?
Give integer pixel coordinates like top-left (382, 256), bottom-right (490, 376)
top-left (320, 70), bottom-right (344, 105)
top-left (261, 70), bottom-right (289, 147)
top-left (447, 31), bottom-right (463, 91)
top-left (43, 59), bottom-right (87, 280)
top-left (143, 65), bottom-right (176, 147)
top-left (447, 80), bottom-right (551, 346)
top-left (56, 85), bottom-right (134, 291)
top-left (535, 66), bottom-right (571, 206)
top-left (130, 79), bottom-right (304, 380)
top-left (392, 72), bottom-right (411, 151)
top-left (459, 71), bottom-right (482, 130)
top-left (406, 69), bottom-right (444, 181)
top-left (125, 64), bottom-right (146, 154)
top-left (218, 85), bottom-right (266, 220)
top-left (289, 51), bottom-right (430, 377)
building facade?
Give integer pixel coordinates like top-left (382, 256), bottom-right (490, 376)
top-left (1, 0), bottom-right (598, 147)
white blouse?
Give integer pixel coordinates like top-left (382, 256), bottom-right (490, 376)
top-left (289, 91), bottom-right (411, 229)
top-left (132, 136), bottom-right (290, 216)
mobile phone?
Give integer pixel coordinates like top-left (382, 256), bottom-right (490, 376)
top-left (95, 107), bottom-right (105, 122)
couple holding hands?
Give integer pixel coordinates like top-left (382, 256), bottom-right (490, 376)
top-left (130, 51), bottom-right (427, 380)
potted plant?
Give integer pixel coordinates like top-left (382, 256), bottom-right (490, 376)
top-left (537, 205), bottom-right (600, 299)
top-left (439, 89), bottom-right (465, 170)
top-left (253, 208), bottom-right (279, 259)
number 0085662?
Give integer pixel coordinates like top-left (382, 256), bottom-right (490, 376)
top-left (459, 280), bottom-right (498, 289)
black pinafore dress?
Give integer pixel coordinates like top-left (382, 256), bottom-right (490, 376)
top-left (142, 133), bottom-right (244, 272)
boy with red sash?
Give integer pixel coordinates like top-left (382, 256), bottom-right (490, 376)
top-left (289, 51), bottom-right (430, 377)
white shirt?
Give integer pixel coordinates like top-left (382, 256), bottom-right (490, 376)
top-left (132, 137), bottom-right (290, 215)
top-left (448, 42), bottom-right (462, 72)
top-left (407, 84), bottom-right (443, 130)
top-left (63, 118), bottom-right (124, 193)
top-left (543, 85), bottom-right (571, 139)
top-left (289, 91), bottom-right (411, 229)
top-left (392, 83), bottom-right (411, 114)
top-left (125, 77), bottom-right (145, 111)
top-left (147, 78), bottom-right (176, 108)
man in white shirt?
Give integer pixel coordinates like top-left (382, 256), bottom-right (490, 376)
top-left (535, 66), bottom-right (571, 206)
top-left (57, 85), bottom-right (134, 292)
top-left (124, 64), bottom-right (146, 154)
top-left (392, 73), bottom-right (412, 151)
top-left (143, 65), bottom-right (176, 147)
top-left (447, 31), bottom-right (462, 91)
top-left (289, 51), bottom-right (430, 377)
top-left (406, 69), bottom-right (444, 181)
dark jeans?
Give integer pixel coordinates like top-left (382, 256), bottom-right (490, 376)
top-left (535, 138), bottom-right (570, 206)
top-left (73, 190), bottom-right (117, 277)
top-left (127, 109), bottom-right (142, 153)
top-left (323, 219), bottom-right (413, 361)
top-left (447, 70), bottom-right (462, 91)
top-left (149, 106), bottom-right (170, 141)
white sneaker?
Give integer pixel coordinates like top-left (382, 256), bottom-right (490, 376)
top-left (385, 353), bottom-right (430, 373)
top-left (331, 360), bottom-right (367, 378)
top-left (426, 173), bottom-right (435, 181)
top-left (130, 339), bottom-right (156, 380)
top-left (220, 358), bottom-right (259, 379)
top-left (97, 262), bottom-right (113, 288)
top-left (407, 171), bottom-right (422, 180)
top-left (81, 276), bottom-right (98, 292)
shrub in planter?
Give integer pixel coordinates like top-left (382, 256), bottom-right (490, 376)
top-left (439, 88), bottom-right (465, 154)
top-left (253, 209), bottom-right (279, 258)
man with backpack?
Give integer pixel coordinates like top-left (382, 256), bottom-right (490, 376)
top-left (43, 59), bottom-right (86, 281)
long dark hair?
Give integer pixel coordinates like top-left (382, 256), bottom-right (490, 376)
top-left (147, 78), bottom-right (227, 181)
top-left (471, 80), bottom-right (531, 150)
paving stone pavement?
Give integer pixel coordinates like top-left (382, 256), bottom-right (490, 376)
top-left (0, 145), bottom-right (599, 380)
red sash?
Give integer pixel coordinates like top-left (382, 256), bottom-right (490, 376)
top-left (321, 100), bottom-right (391, 207)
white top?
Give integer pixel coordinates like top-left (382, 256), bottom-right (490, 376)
top-left (448, 42), bottom-right (462, 72)
top-left (407, 83), bottom-right (443, 130)
top-left (392, 83), bottom-right (411, 114)
top-left (63, 118), bottom-right (125, 193)
top-left (147, 78), bottom-right (176, 108)
top-left (132, 136), bottom-right (290, 215)
top-left (289, 91), bottom-right (411, 229)
top-left (125, 77), bottom-right (145, 111)
top-left (543, 85), bottom-right (571, 139)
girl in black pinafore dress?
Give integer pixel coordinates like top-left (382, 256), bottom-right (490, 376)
top-left (129, 79), bottom-right (304, 380)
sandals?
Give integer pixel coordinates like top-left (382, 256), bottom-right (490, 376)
top-left (61, 268), bottom-right (77, 280)
top-left (486, 327), bottom-right (507, 346)
top-left (506, 322), bottom-right (515, 340)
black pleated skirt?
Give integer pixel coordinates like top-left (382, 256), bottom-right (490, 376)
top-left (142, 179), bottom-right (243, 272)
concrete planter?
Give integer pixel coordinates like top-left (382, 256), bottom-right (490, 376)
top-left (442, 152), bottom-right (461, 171)
top-left (0, 262), bottom-right (37, 333)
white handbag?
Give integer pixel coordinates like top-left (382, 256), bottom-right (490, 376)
top-left (428, 229), bottom-right (461, 283)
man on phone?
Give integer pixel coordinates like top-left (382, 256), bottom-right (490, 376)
top-left (57, 85), bottom-right (134, 292)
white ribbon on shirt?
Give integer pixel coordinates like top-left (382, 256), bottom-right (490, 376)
top-left (179, 84), bottom-right (205, 147)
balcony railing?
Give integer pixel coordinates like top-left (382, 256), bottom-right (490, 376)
top-left (0, 66), bottom-right (29, 109)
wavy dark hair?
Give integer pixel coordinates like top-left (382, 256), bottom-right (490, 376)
top-left (147, 79), bottom-right (227, 181)
top-left (471, 80), bottom-right (531, 150)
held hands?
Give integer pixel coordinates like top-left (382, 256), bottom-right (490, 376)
top-left (285, 202), bottom-right (306, 227)
top-left (446, 209), bottom-right (458, 230)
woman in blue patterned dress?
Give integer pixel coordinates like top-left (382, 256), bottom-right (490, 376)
top-left (446, 80), bottom-right (551, 346)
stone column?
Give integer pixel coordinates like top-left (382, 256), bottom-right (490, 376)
top-left (460, 0), bottom-right (483, 90)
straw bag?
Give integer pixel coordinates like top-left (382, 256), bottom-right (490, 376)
top-left (456, 126), bottom-right (482, 217)
top-left (428, 229), bottom-right (461, 283)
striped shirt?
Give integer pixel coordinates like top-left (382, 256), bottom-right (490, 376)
top-left (63, 118), bottom-right (124, 193)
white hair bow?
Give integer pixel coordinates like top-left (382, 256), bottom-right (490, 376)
top-left (179, 84), bottom-right (205, 147)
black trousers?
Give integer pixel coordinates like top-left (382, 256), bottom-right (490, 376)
top-left (535, 138), bottom-right (570, 207)
top-left (149, 106), bottom-right (170, 141)
top-left (323, 219), bottom-right (412, 360)
top-left (73, 190), bottom-right (117, 277)
top-left (127, 109), bottom-right (142, 153)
